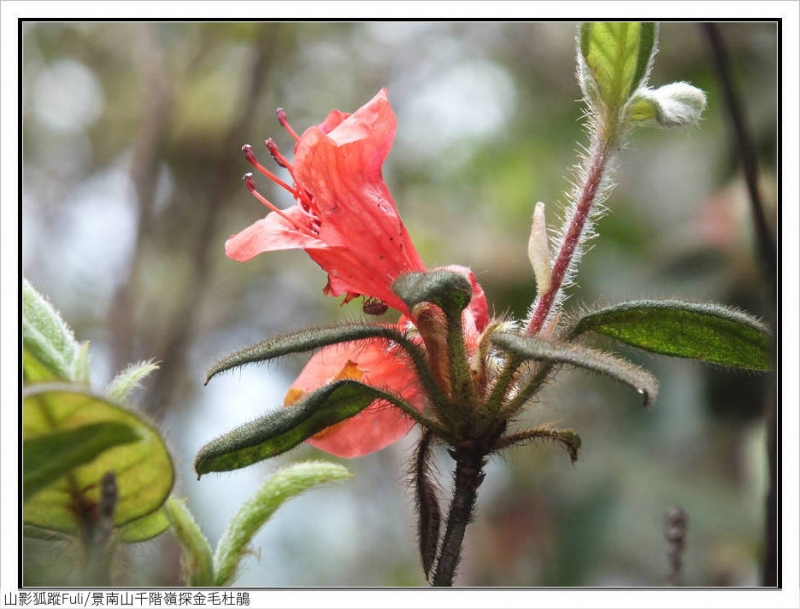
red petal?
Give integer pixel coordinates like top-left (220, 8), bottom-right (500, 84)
top-left (225, 206), bottom-right (322, 262)
top-left (286, 338), bottom-right (424, 458)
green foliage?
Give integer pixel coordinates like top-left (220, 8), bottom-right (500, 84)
top-left (569, 300), bottom-right (772, 371)
top-left (165, 499), bottom-right (215, 586)
top-left (491, 332), bottom-right (659, 407)
top-left (166, 463), bottom-right (351, 586)
top-left (23, 384), bottom-right (175, 540)
top-left (106, 360), bottom-right (160, 402)
top-left (22, 279), bottom-right (174, 547)
top-left (579, 22), bottom-right (657, 118)
top-left (205, 324), bottom-right (426, 386)
top-left (195, 380), bottom-right (393, 475)
top-left (22, 279), bottom-right (89, 384)
top-left (24, 422), bottom-right (139, 501)
top-left (212, 461), bottom-right (351, 586)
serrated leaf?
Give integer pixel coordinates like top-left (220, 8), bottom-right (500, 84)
top-left (23, 384), bottom-right (174, 536)
top-left (165, 498), bottom-right (214, 586)
top-left (106, 360), bottom-right (160, 402)
top-left (579, 22), bottom-right (658, 115)
top-left (491, 332), bottom-right (659, 406)
top-left (22, 279), bottom-right (82, 383)
top-left (213, 461), bottom-right (351, 586)
top-left (392, 270), bottom-right (473, 319)
top-left (195, 380), bottom-right (392, 475)
top-left (24, 422), bottom-right (139, 501)
top-left (569, 300), bottom-right (772, 371)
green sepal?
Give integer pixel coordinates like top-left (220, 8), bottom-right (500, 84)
top-left (568, 300), bottom-right (772, 371)
top-left (22, 278), bottom-right (84, 383)
top-left (392, 270), bottom-right (473, 319)
top-left (165, 498), bottom-right (214, 586)
top-left (23, 383), bottom-right (175, 535)
top-left (195, 380), bottom-right (395, 475)
top-left (23, 422), bottom-right (140, 501)
top-left (579, 22), bottom-right (658, 115)
top-left (491, 332), bottom-right (659, 407)
top-left (213, 461), bottom-right (351, 586)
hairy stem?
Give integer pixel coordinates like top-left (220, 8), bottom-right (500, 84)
top-left (431, 446), bottom-right (486, 586)
top-left (525, 139), bottom-right (614, 335)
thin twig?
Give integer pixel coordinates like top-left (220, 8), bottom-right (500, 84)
top-left (702, 23), bottom-right (778, 587)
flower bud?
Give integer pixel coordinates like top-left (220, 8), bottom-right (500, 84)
top-left (528, 202), bottom-right (552, 298)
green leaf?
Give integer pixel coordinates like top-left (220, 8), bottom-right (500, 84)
top-left (491, 332), bottom-right (659, 407)
top-left (22, 279), bottom-right (84, 383)
top-left (23, 384), bottom-right (175, 536)
top-left (569, 300), bottom-right (772, 371)
top-left (23, 422), bottom-right (139, 501)
top-left (213, 461), bottom-right (351, 586)
top-left (392, 270), bottom-right (473, 319)
top-left (106, 360), bottom-right (160, 402)
top-left (579, 22), bottom-right (658, 115)
top-left (195, 380), bottom-right (394, 475)
top-left (165, 498), bottom-right (214, 586)
top-left (116, 507), bottom-right (171, 543)
top-left (205, 324), bottom-right (428, 387)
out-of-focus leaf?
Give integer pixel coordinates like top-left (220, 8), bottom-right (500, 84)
top-left (23, 384), bottom-right (174, 536)
top-left (491, 332), bottom-right (659, 407)
top-left (22, 279), bottom-right (86, 383)
top-left (213, 461), bottom-right (351, 586)
top-left (569, 300), bottom-right (772, 371)
top-left (195, 380), bottom-right (389, 475)
top-left (23, 422), bottom-right (139, 501)
top-left (116, 507), bottom-right (171, 543)
top-left (165, 498), bottom-right (214, 586)
top-left (106, 360), bottom-right (160, 402)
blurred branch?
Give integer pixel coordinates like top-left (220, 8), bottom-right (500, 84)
top-left (664, 506), bottom-right (687, 586)
top-left (109, 23), bottom-right (173, 374)
top-left (702, 23), bottom-right (778, 587)
top-left (143, 24), bottom-right (281, 417)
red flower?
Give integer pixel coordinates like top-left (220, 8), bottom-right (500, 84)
top-left (228, 90), bottom-right (491, 457)
top-left (226, 88), bottom-right (426, 315)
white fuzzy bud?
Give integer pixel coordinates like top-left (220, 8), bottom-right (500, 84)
top-left (528, 202), bottom-right (552, 298)
top-left (629, 82), bottom-right (707, 128)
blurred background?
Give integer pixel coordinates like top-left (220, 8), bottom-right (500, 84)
top-left (21, 21), bottom-right (777, 586)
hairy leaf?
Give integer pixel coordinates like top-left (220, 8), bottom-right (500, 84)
top-left (205, 324), bottom-right (426, 385)
top-left (23, 384), bottom-right (174, 536)
top-left (106, 360), bottom-right (160, 402)
top-left (569, 300), bottom-right (772, 371)
top-left (22, 279), bottom-right (85, 383)
top-left (195, 380), bottom-right (396, 475)
top-left (116, 507), bottom-right (171, 543)
top-left (413, 430), bottom-right (441, 580)
top-left (165, 498), bottom-right (214, 586)
top-left (24, 422), bottom-right (139, 501)
top-left (213, 461), bottom-right (351, 586)
top-left (579, 22), bottom-right (658, 115)
top-left (491, 332), bottom-right (659, 406)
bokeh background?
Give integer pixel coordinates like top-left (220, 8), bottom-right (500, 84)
top-left (21, 21), bottom-right (777, 586)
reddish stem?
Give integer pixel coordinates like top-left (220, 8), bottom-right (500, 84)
top-left (525, 141), bottom-right (612, 335)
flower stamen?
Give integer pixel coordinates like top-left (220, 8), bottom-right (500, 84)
top-left (242, 144), bottom-right (297, 195)
top-left (265, 138), bottom-right (293, 171)
top-left (276, 107), bottom-right (301, 143)
top-left (243, 173), bottom-right (318, 238)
